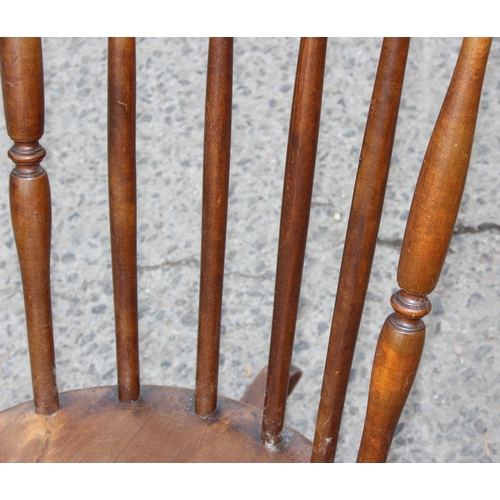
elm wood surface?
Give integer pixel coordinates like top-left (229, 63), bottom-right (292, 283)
top-left (0, 386), bottom-right (311, 462)
top-left (311, 37), bottom-right (410, 463)
top-left (196, 37), bottom-right (233, 417)
top-left (262, 37), bottom-right (327, 446)
top-left (108, 37), bottom-right (139, 405)
top-left (357, 37), bottom-right (492, 463)
top-left (0, 37), bottom-right (58, 416)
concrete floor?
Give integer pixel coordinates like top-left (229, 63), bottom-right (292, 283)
top-left (0, 37), bottom-right (499, 462)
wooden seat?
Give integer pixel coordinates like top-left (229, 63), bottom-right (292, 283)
top-left (0, 37), bottom-right (493, 462)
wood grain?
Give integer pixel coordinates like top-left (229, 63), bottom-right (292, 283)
top-left (311, 37), bottom-right (410, 463)
top-left (195, 38), bottom-right (233, 416)
top-left (262, 37), bottom-right (327, 445)
top-left (0, 36), bottom-right (493, 464)
top-left (357, 37), bottom-right (492, 463)
top-left (1, 37), bottom-right (58, 416)
top-left (0, 387), bottom-right (312, 462)
top-left (108, 37), bottom-right (140, 404)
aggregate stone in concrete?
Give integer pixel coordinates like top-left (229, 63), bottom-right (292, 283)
top-left (0, 37), bottom-right (499, 462)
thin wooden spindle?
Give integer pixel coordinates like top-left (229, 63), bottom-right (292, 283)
top-left (108, 38), bottom-right (139, 404)
top-left (0, 37), bottom-right (58, 415)
top-left (262, 37), bottom-right (327, 445)
top-left (357, 37), bottom-right (492, 463)
top-left (311, 37), bottom-right (410, 463)
top-left (195, 37), bottom-right (233, 417)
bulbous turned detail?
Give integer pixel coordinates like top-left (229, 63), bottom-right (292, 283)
top-left (8, 141), bottom-right (46, 177)
top-left (358, 288), bottom-right (430, 462)
top-left (358, 37), bottom-right (492, 464)
top-left (388, 289), bottom-right (432, 333)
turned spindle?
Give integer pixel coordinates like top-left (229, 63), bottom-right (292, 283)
top-left (262, 37), bottom-right (327, 445)
top-left (195, 37), bottom-right (233, 417)
top-left (357, 37), bottom-right (492, 463)
top-left (311, 37), bottom-right (410, 463)
top-left (108, 37), bottom-right (140, 404)
top-left (1, 37), bottom-right (58, 415)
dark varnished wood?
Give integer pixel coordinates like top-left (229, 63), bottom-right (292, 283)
top-left (195, 38), bottom-right (233, 417)
top-left (262, 37), bottom-right (327, 445)
top-left (240, 364), bottom-right (303, 410)
top-left (0, 386), bottom-right (311, 462)
top-left (1, 37), bottom-right (494, 463)
top-left (108, 38), bottom-right (140, 404)
top-left (0, 37), bottom-right (58, 416)
top-left (311, 37), bottom-right (410, 463)
top-left (357, 37), bottom-right (492, 463)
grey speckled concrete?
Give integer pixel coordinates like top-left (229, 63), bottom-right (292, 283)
top-left (1, 38), bottom-right (499, 463)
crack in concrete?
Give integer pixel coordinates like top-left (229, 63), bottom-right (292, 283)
top-left (226, 270), bottom-right (274, 281)
top-left (136, 260), bottom-right (275, 282)
top-left (453, 222), bottom-right (500, 235)
top-left (377, 222), bottom-right (500, 249)
top-left (137, 257), bottom-right (199, 271)
top-left (136, 223), bottom-right (500, 270)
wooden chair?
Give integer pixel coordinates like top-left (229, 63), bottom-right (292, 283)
top-left (0, 37), bottom-right (492, 462)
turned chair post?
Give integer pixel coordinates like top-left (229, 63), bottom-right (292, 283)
top-left (0, 37), bottom-right (58, 415)
top-left (357, 37), bottom-right (492, 463)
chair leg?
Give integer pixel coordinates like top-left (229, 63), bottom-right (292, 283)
top-left (240, 364), bottom-right (302, 411)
